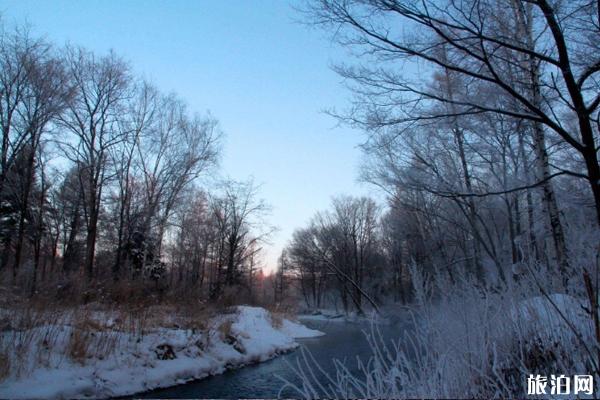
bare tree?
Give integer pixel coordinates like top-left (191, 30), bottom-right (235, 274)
top-left (288, 226), bottom-right (329, 309)
top-left (208, 180), bottom-right (272, 299)
top-left (135, 93), bottom-right (220, 266)
top-left (110, 81), bottom-right (157, 280)
top-left (58, 47), bottom-right (130, 280)
top-left (0, 26), bottom-right (71, 278)
top-left (305, 0), bottom-right (600, 225)
top-left (167, 188), bottom-right (212, 290)
top-left (11, 40), bottom-right (71, 278)
top-left (287, 196), bottom-right (382, 314)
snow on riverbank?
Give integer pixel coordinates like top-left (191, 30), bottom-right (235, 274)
top-left (298, 308), bottom-right (388, 324)
top-left (0, 306), bottom-right (324, 399)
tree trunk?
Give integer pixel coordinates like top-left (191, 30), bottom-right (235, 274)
top-left (84, 204), bottom-right (99, 281)
top-left (441, 62), bottom-right (486, 282)
top-left (13, 145), bottom-right (37, 280)
top-left (13, 210), bottom-right (27, 282)
top-left (532, 119), bottom-right (570, 285)
top-left (517, 129), bottom-right (542, 263)
top-left (63, 206), bottom-right (80, 273)
top-left (112, 194), bottom-right (127, 281)
top-left (521, 1), bottom-right (570, 286)
top-left (581, 135), bottom-right (600, 227)
top-left (31, 169), bottom-right (46, 296)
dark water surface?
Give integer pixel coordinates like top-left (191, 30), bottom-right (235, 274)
top-left (137, 317), bottom-right (409, 399)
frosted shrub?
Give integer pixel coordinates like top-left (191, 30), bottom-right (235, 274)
top-left (282, 266), bottom-right (597, 398)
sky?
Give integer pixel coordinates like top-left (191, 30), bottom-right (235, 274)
top-left (1, 0), bottom-right (383, 273)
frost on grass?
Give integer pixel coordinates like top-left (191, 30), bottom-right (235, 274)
top-left (0, 306), bottom-right (323, 399)
top-left (280, 274), bottom-right (598, 399)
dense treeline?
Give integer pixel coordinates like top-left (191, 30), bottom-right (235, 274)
top-left (284, 196), bottom-right (385, 313)
top-left (0, 25), bottom-right (270, 303)
top-left (2, 0), bottom-right (599, 319)
top-left (281, 0), bottom-right (599, 315)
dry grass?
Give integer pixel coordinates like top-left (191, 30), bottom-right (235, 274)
top-left (218, 320), bottom-right (233, 339)
top-left (263, 300), bottom-right (298, 318)
top-left (67, 329), bottom-right (91, 364)
top-left (264, 302), bottom-right (298, 330)
top-left (0, 280), bottom-right (282, 381)
top-left (175, 300), bottom-right (215, 331)
top-left (0, 304), bottom-right (129, 374)
top-left (74, 314), bottom-right (104, 332)
top-left (269, 312), bottom-right (284, 329)
top-left (0, 307), bottom-right (66, 378)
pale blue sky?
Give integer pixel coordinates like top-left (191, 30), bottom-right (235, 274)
top-left (1, 0), bottom-right (381, 273)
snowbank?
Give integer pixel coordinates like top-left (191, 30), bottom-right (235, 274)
top-left (298, 309), bottom-right (386, 324)
top-left (0, 306), bottom-right (324, 399)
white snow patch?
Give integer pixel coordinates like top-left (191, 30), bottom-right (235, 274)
top-left (298, 309), bottom-right (385, 324)
top-left (0, 306), bottom-right (324, 399)
top-left (280, 319), bottom-right (325, 338)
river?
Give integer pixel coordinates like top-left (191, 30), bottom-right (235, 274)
top-left (138, 316), bottom-right (410, 399)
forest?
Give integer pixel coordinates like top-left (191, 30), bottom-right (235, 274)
top-left (282, 1), bottom-right (600, 397)
top-left (0, 0), bottom-right (599, 398)
top-left (0, 30), bottom-right (278, 305)
top-left (281, 0), bottom-right (599, 316)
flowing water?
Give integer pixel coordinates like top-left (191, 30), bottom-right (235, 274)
top-left (138, 317), bottom-right (410, 399)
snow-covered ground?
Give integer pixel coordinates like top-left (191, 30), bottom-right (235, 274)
top-left (298, 308), bottom-right (388, 324)
top-left (298, 309), bottom-right (347, 321)
top-left (0, 306), bottom-right (324, 399)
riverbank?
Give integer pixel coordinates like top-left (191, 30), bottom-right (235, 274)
top-left (138, 316), bottom-right (408, 399)
top-left (0, 306), bottom-right (324, 399)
